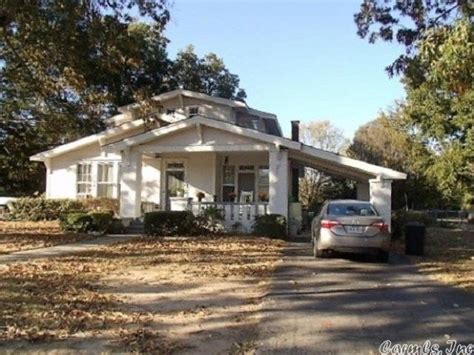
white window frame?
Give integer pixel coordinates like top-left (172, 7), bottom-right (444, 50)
top-left (76, 161), bottom-right (120, 199)
top-left (76, 163), bottom-right (93, 199)
top-left (188, 106), bottom-right (199, 116)
top-left (97, 162), bottom-right (115, 198)
top-left (257, 165), bottom-right (270, 202)
top-left (222, 165), bottom-right (236, 201)
top-left (163, 159), bottom-right (188, 198)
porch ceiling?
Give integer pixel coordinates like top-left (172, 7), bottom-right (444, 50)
top-left (289, 153), bottom-right (373, 182)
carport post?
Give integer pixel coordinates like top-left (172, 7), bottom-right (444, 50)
top-left (356, 182), bottom-right (370, 201)
top-left (369, 176), bottom-right (392, 232)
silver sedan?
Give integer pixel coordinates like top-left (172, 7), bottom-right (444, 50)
top-left (311, 200), bottom-right (391, 262)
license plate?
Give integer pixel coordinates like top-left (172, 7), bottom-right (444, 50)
top-left (346, 225), bottom-right (364, 234)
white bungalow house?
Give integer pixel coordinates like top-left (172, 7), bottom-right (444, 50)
top-left (30, 89), bottom-right (406, 232)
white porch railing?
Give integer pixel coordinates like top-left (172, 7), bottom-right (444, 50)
top-left (189, 202), bottom-right (269, 232)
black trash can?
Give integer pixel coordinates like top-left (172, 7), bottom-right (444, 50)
top-left (405, 222), bottom-right (426, 256)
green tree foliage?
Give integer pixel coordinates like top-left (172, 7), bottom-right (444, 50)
top-left (405, 19), bottom-right (473, 206)
top-left (0, 2), bottom-right (246, 195)
top-left (171, 45), bottom-right (246, 101)
top-left (0, 0), bottom-right (170, 194)
top-left (355, 1), bottom-right (473, 208)
top-left (354, 0), bottom-right (472, 75)
top-left (299, 120), bottom-right (355, 211)
top-left (347, 107), bottom-right (442, 209)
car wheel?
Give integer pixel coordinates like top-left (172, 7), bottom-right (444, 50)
top-left (313, 241), bottom-right (325, 258)
top-left (378, 250), bottom-right (389, 263)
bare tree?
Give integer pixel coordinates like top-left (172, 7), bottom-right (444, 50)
top-left (299, 121), bottom-right (350, 209)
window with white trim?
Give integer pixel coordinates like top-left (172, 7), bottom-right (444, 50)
top-left (257, 166), bottom-right (269, 201)
top-left (166, 161), bottom-right (186, 197)
top-left (188, 106), bottom-right (199, 116)
top-left (77, 163), bottom-right (93, 198)
top-left (222, 165), bottom-right (236, 202)
top-left (97, 163), bottom-right (114, 198)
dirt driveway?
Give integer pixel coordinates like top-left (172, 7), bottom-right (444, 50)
top-left (257, 242), bottom-right (474, 354)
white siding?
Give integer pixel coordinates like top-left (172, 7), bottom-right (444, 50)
top-left (47, 142), bottom-right (121, 199)
top-left (141, 157), bottom-right (161, 204)
top-left (158, 152), bottom-right (217, 204)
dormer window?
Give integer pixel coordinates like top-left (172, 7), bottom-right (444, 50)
top-left (251, 119), bottom-right (260, 130)
top-left (189, 106), bottom-right (199, 116)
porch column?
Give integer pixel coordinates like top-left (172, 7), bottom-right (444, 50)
top-left (356, 181), bottom-right (370, 201)
top-left (119, 149), bottom-right (143, 219)
top-left (369, 176), bottom-right (392, 232)
top-left (269, 149), bottom-right (289, 219)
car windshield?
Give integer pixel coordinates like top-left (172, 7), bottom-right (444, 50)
top-left (327, 202), bottom-right (378, 217)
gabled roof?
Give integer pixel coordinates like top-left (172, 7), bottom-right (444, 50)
top-left (109, 89), bottom-right (282, 136)
top-left (118, 89), bottom-right (277, 119)
top-left (30, 118), bottom-right (146, 161)
top-left (104, 115), bottom-right (407, 181)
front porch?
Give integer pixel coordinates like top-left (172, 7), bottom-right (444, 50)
top-left (121, 149), bottom-right (291, 232)
top-left (109, 116), bottom-right (405, 233)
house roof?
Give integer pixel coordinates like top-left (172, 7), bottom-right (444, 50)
top-left (117, 89), bottom-right (277, 119)
top-left (104, 115), bottom-right (407, 181)
top-left (107, 89), bottom-right (282, 136)
top-left (30, 103), bottom-right (406, 181)
top-left (30, 118), bottom-right (146, 161)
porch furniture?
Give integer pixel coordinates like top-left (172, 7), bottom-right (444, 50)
top-left (141, 201), bottom-right (160, 214)
top-left (169, 197), bottom-right (190, 211)
top-left (240, 191), bottom-right (253, 203)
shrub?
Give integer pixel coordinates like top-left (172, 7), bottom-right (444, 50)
top-left (144, 211), bottom-right (195, 236)
top-left (88, 212), bottom-right (114, 233)
top-left (80, 197), bottom-right (120, 216)
top-left (253, 214), bottom-right (287, 239)
top-left (392, 210), bottom-right (435, 239)
top-left (8, 197), bottom-right (85, 221)
top-left (109, 218), bottom-right (126, 234)
top-left (60, 212), bottom-right (94, 233)
top-left (193, 206), bottom-right (225, 235)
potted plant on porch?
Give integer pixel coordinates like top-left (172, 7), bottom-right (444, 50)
top-left (228, 192), bottom-right (237, 203)
top-left (258, 192), bottom-right (269, 202)
top-left (196, 191), bottom-right (205, 202)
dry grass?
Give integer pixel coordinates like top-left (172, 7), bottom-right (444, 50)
top-left (0, 236), bottom-right (284, 352)
top-left (0, 221), bottom-right (92, 254)
top-left (392, 227), bottom-right (474, 292)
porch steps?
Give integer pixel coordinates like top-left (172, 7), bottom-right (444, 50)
top-left (126, 219), bottom-right (144, 234)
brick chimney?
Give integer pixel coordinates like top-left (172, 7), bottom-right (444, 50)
top-left (291, 120), bottom-right (300, 142)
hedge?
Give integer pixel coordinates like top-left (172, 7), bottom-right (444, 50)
top-left (60, 212), bottom-right (94, 233)
top-left (391, 210), bottom-right (435, 239)
top-left (252, 214), bottom-right (287, 239)
top-left (8, 197), bottom-right (85, 221)
top-left (60, 211), bottom-right (117, 234)
top-left (144, 211), bottom-right (195, 236)
top-left (7, 197), bottom-right (120, 221)
top-left (88, 212), bottom-right (114, 233)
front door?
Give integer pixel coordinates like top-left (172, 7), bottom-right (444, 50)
top-left (238, 172), bottom-right (255, 202)
top-left (165, 169), bottom-right (185, 210)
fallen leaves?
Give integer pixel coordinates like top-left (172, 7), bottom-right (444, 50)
top-left (0, 235), bottom-right (284, 351)
top-left (393, 227), bottom-right (474, 292)
top-left (0, 221), bottom-right (92, 254)
top-left (118, 327), bottom-right (176, 354)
